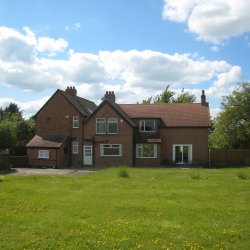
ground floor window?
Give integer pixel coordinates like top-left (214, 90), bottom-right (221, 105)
top-left (173, 144), bottom-right (192, 164)
top-left (38, 150), bottom-right (49, 159)
top-left (72, 141), bottom-right (79, 154)
top-left (136, 144), bottom-right (157, 158)
top-left (100, 144), bottom-right (122, 156)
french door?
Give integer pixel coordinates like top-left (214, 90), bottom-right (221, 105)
top-left (173, 144), bottom-right (192, 164)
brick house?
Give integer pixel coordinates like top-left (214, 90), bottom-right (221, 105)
top-left (26, 87), bottom-right (211, 168)
top-left (84, 91), bottom-right (211, 167)
top-left (26, 87), bottom-right (97, 168)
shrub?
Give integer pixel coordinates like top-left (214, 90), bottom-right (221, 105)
top-left (117, 167), bottom-right (129, 178)
top-left (236, 172), bottom-right (248, 180)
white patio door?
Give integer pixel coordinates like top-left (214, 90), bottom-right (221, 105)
top-left (83, 145), bottom-right (93, 165)
top-left (173, 144), bottom-right (192, 164)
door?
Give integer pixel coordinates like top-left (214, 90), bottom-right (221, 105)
top-left (84, 145), bottom-right (92, 165)
top-left (173, 144), bottom-right (192, 164)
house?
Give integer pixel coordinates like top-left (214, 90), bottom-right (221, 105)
top-left (26, 87), bottom-right (211, 168)
top-left (26, 87), bottom-right (97, 168)
top-left (84, 90), bottom-right (211, 167)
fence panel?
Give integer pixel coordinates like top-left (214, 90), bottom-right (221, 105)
top-left (210, 149), bottom-right (250, 168)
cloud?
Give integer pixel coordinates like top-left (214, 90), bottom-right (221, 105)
top-left (0, 26), bottom-right (243, 117)
top-left (0, 96), bottom-right (50, 118)
top-left (65, 22), bottom-right (81, 31)
top-left (37, 37), bottom-right (68, 55)
top-left (163, 0), bottom-right (250, 44)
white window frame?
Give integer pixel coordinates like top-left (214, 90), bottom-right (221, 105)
top-left (173, 144), bottom-right (192, 164)
top-left (96, 118), bottom-right (106, 134)
top-left (38, 150), bottom-right (49, 159)
top-left (108, 118), bottom-right (118, 134)
top-left (72, 141), bottom-right (79, 155)
top-left (139, 120), bottom-right (156, 132)
top-left (100, 144), bottom-right (122, 156)
top-left (136, 144), bottom-right (157, 158)
top-left (72, 116), bottom-right (79, 128)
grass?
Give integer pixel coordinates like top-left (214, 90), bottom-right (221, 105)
top-left (0, 167), bottom-right (250, 250)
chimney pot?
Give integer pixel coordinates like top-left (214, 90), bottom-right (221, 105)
top-left (65, 86), bottom-right (77, 97)
top-left (102, 90), bottom-right (116, 102)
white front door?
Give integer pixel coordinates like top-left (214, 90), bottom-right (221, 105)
top-left (173, 144), bottom-right (192, 164)
top-left (83, 145), bottom-right (92, 165)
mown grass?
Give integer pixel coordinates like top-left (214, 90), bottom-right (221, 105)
top-left (0, 167), bottom-right (249, 249)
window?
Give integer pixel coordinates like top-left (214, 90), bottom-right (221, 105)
top-left (38, 150), bottom-right (49, 159)
top-left (73, 116), bottom-right (79, 128)
top-left (72, 141), bottom-right (79, 154)
top-left (100, 144), bottom-right (122, 156)
top-left (136, 144), bottom-right (157, 158)
top-left (108, 118), bottom-right (118, 134)
top-left (139, 120), bottom-right (155, 132)
top-left (96, 118), bottom-right (106, 134)
top-left (173, 144), bottom-right (192, 164)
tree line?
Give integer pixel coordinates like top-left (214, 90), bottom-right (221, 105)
top-left (0, 103), bottom-right (35, 154)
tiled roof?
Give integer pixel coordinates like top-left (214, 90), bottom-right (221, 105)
top-left (26, 133), bottom-right (68, 148)
top-left (59, 90), bottom-right (97, 116)
top-left (119, 103), bottom-right (211, 127)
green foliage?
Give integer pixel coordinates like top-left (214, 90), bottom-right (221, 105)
top-left (141, 84), bottom-right (196, 104)
top-left (0, 103), bottom-right (35, 152)
top-left (236, 172), bottom-right (249, 180)
top-left (117, 167), bottom-right (129, 178)
top-left (209, 83), bottom-right (250, 149)
top-left (0, 168), bottom-right (249, 249)
top-left (0, 122), bottom-right (15, 150)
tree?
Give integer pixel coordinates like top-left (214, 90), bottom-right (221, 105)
top-left (0, 122), bottom-right (15, 151)
top-left (3, 103), bottom-right (22, 120)
top-left (141, 84), bottom-right (196, 104)
top-left (154, 85), bottom-right (175, 103)
top-left (172, 88), bottom-right (196, 103)
top-left (209, 82), bottom-right (250, 148)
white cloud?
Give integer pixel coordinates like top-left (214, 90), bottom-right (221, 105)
top-left (65, 22), bottom-right (81, 31)
top-left (37, 37), bottom-right (68, 55)
top-left (0, 96), bottom-right (50, 118)
top-left (163, 0), bottom-right (250, 44)
top-left (0, 26), bottom-right (243, 117)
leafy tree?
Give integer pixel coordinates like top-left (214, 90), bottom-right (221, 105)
top-left (141, 84), bottom-right (196, 104)
top-left (209, 82), bottom-right (250, 148)
top-left (3, 103), bottom-right (22, 120)
top-left (0, 122), bottom-right (15, 151)
top-left (16, 119), bottom-right (35, 146)
top-left (172, 88), bottom-right (196, 103)
top-left (154, 85), bottom-right (175, 103)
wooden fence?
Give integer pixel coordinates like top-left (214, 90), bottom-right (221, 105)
top-left (0, 155), bottom-right (29, 171)
top-left (209, 149), bottom-right (250, 168)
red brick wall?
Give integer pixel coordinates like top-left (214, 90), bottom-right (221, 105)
top-left (160, 127), bottom-right (209, 166)
top-left (84, 103), bottom-right (133, 167)
top-left (34, 92), bottom-right (84, 167)
top-left (27, 148), bottom-right (57, 167)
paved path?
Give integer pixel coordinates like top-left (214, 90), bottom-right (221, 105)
top-left (6, 168), bottom-right (95, 176)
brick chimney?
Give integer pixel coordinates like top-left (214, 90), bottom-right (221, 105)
top-left (65, 86), bottom-right (77, 97)
top-left (102, 91), bottom-right (115, 102)
top-left (201, 90), bottom-right (209, 107)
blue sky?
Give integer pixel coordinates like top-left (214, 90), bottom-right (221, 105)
top-left (0, 0), bottom-right (249, 118)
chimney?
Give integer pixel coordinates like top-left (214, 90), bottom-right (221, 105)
top-left (65, 86), bottom-right (77, 97)
top-left (102, 91), bottom-right (116, 102)
top-left (201, 90), bottom-right (209, 107)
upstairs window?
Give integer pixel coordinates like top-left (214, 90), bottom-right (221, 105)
top-left (73, 116), bottom-right (79, 128)
top-left (72, 141), bottom-right (79, 154)
top-left (139, 120), bottom-right (155, 132)
top-left (38, 150), bottom-right (49, 159)
top-left (108, 118), bottom-right (118, 134)
top-left (96, 118), bottom-right (106, 134)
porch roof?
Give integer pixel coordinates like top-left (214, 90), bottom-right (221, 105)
top-left (26, 133), bottom-right (68, 148)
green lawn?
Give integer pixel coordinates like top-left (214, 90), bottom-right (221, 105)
top-left (0, 167), bottom-right (250, 250)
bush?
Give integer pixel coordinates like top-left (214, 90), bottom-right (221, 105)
top-left (236, 172), bottom-right (249, 180)
top-left (117, 167), bottom-right (129, 178)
